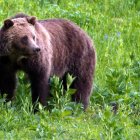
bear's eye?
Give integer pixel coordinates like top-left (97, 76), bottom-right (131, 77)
top-left (33, 35), bottom-right (35, 40)
top-left (21, 35), bottom-right (28, 45)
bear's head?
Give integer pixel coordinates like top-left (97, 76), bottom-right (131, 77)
top-left (0, 16), bottom-right (40, 59)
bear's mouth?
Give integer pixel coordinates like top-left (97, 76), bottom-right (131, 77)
top-left (17, 52), bottom-right (38, 63)
top-left (17, 55), bottom-right (28, 66)
top-left (17, 56), bottom-right (28, 62)
top-left (20, 50), bottom-right (40, 56)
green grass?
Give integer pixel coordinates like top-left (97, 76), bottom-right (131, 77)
top-left (0, 0), bottom-right (140, 139)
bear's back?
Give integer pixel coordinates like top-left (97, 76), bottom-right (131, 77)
top-left (38, 18), bottom-right (94, 53)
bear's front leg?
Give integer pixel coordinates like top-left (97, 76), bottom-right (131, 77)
top-left (29, 73), bottom-right (50, 110)
top-left (0, 57), bottom-right (17, 101)
top-left (0, 72), bottom-right (17, 102)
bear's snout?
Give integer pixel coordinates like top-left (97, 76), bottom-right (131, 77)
top-left (33, 48), bottom-right (40, 53)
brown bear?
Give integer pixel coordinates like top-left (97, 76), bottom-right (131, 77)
top-left (0, 13), bottom-right (96, 110)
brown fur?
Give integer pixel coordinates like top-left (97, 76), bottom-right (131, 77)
top-left (0, 14), bottom-right (96, 110)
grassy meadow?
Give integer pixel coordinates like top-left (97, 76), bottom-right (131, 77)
top-left (0, 0), bottom-right (140, 139)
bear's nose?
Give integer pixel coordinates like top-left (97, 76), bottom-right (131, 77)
top-left (34, 48), bottom-right (40, 53)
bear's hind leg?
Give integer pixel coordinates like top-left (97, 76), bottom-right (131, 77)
top-left (71, 76), bottom-right (93, 110)
top-left (70, 53), bottom-right (95, 110)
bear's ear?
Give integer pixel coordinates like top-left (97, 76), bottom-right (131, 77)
top-left (27, 16), bottom-right (36, 25)
top-left (3, 19), bottom-right (14, 29)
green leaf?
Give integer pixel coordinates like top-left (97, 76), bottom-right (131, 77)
top-left (66, 89), bottom-right (77, 95)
